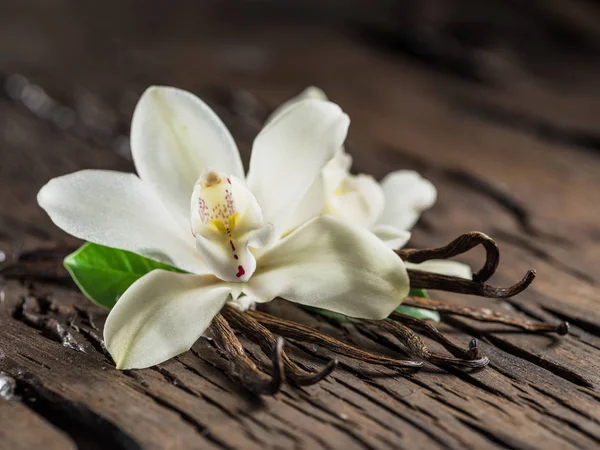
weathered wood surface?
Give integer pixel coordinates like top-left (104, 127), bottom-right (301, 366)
top-left (1, 2), bottom-right (600, 449)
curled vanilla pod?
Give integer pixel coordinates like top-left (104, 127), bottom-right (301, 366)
top-left (209, 313), bottom-right (285, 395)
top-left (407, 268), bottom-right (536, 298)
top-left (389, 311), bottom-right (479, 359)
top-left (396, 231), bottom-right (499, 282)
top-left (398, 231), bottom-right (535, 297)
top-left (365, 319), bottom-right (490, 369)
top-left (398, 231), bottom-right (568, 334)
top-left (221, 304), bottom-right (338, 386)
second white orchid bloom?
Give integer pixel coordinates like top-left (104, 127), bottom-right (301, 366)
top-left (272, 87), bottom-right (472, 280)
top-left (37, 86), bottom-right (410, 370)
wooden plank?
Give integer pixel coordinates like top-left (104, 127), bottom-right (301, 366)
top-left (0, 400), bottom-right (77, 450)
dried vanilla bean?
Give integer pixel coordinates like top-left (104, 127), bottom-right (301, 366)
top-left (368, 319), bottom-right (490, 369)
top-left (408, 268), bottom-right (536, 298)
top-left (222, 304), bottom-right (337, 386)
top-left (248, 310), bottom-right (423, 368)
top-left (397, 231), bottom-right (499, 282)
top-left (389, 311), bottom-right (479, 359)
top-left (402, 296), bottom-right (569, 335)
top-left (209, 313), bottom-right (284, 395)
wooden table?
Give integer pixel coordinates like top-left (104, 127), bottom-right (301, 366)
top-left (1, 2), bottom-right (599, 449)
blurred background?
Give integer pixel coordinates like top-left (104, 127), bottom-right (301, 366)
top-left (1, 0), bottom-right (599, 255)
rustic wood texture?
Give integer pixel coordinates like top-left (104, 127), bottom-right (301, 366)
top-left (1, 2), bottom-right (600, 449)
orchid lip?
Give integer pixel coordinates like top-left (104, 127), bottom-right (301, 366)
top-left (192, 169), bottom-right (236, 234)
top-left (190, 170), bottom-right (263, 283)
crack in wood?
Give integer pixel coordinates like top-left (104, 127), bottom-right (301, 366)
top-left (534, 418), bottom-right (593, 450)
top-left (150, 367), bottom-right (199, 398)
top-left (540, 306), bottom-right (600, 338)
top-left (68, 323), bottom-right (112, 362)
top-left (121, 370), bottom-right (149, 389)
top-left (124, 367), bottom-right (268, 449)
top-left (176, 354), bottom-right (234, 395)
top-left (16, 352), bottom-right (51, 370)
top-left (458, 417), bottom-right (538, 450)
top-left (166, 359), bottom-right (277, 448)
top-left (138, 390), bottom-right (235, 450)
top-left (425, 393), bottom-right (479, 420)
top-left (443, 317), bottom-right (595, 389)
top-left (332, 376), bottom-right (463, 449)
top-left (316, 381), bottom-right (432, 447)
top-left (8, 369), bottom-right (143, 450)
top-left (279, 393), bottom-right (381, 450)
top-left (517, 394), bottom-right (600, 446)
top-left (485, 337), bottom-right (594, 389)
top-left (13, 298), bottom-right (85, 353)
top-left (530, 384), bottom-right (600, 425)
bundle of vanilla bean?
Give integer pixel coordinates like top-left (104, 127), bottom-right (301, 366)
top-left (206, 232), bottom-right (568, 394)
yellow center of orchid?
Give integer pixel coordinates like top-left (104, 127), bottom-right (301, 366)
top-left (194, 170), bottom-right (240, 235)
top-left (190, 169), bottom-right (266, 283)
top-left (334, 178), bottom-right (358, 197)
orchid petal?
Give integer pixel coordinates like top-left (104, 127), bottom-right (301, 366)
top-left (405, 260), bottom-right (472, 279)
top-left (247, 99), bottom-right (349, 238)
top-left (246, 216), bottom-right (409, 320)
top-left (131, 86), bottom-right (244, 226)
top-left (371, 224), bottom-right (412, 250)
top-left (265, 86), bottom-right (327, 125)
top-left (282, 146), bottom-right (352, 235)
top-left (104, 270), bottom-right (231, 369)
top-left (324, 173), bottom-right (385, 229)
top-left (248, 223), bottom-right (275, 249)
top-left (376, 171), bottom-right (437, 231)
top-left (195, 232), bottom-right (256, 283)
top-left (227, 295), bottom-right (256, 312)
top-left (37, 170), bottom-right (204, 273)
top-left (280, 175), bottom-right (325, 236)
top-left (280, 149), bottom-right (354, 236)
top-left (326, 150), bottom-right (353, 172)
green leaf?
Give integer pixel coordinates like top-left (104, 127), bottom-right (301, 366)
top-left (408, 288), bottom-right (429, 298)
top-left (397, 288), bottom-right (440, 321)
top-left (395, 305), bottom-right (440, 322)
top-left (64, 243), bottom-right (185, 309)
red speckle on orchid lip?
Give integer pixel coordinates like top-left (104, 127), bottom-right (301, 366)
top-left (236, 265), bottom-right (245, 278)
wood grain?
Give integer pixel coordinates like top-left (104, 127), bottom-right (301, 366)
top-left (1, 1), bottom-right (600, 449)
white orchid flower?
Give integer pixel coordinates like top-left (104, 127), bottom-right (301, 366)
top-left (270, 87), bottom-right (471, 280)
top-left (37, 86), bottom-right (410, 370)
